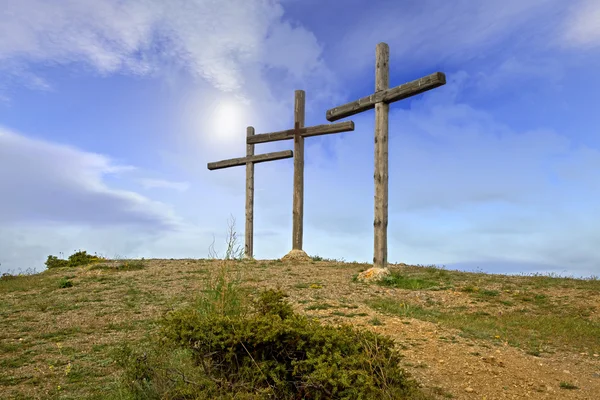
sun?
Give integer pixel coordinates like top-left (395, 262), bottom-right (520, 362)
top-left (211, 99), bottom-right (247, 143)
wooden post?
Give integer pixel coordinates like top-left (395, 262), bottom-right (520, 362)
top-left (293, 91), bottom-right (305, 251)
top-left (374, 43), bottom-right (389, 268)
top-left (326, 42), bottom-right (446, 269)
top-left (245, 127), bottom-right (255, 259)
top-left (248, 92), bottom-right (355, 261)
top-left (207, 128), bottom-right (293, 259)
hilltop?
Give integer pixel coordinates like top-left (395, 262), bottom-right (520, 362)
top-left (1, 257), bottom-right (599, 399)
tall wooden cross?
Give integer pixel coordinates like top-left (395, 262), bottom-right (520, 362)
top-left (207, 126), bottom-right (293, 259)
top-left (248, 90), bottom-right (355, 260)
top-left (326, 42), bottom-right (446, 269)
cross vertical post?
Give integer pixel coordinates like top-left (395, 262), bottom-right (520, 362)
top-left (326, 42), bottom-right (446, 269)
top-left (245, 127), bottom-right (255, 259)
top-left (293, 90), bottom-right (306, 251)
top-left (374, 43), bottom-right (389, 268)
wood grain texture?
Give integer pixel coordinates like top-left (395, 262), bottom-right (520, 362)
top-left (245, 126), bottom-right (255, 259)
top-left (373, 42), bottom-right (389, 268)
top-left (293, 90), bottom-right (306, 251)
top-left (207, 150), bottom-right (293, 170)
top-left (325, 72), bottom-right (446, 122)
top-left (247, 121), bottom-right (354, 144)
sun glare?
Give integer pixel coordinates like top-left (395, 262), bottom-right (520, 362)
top-left (211, 100), bottom-right (246, 143)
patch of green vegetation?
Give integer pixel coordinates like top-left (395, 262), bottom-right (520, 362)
top-left (378, 270), bottom-right (449, 290)
top-left (461, 285), bottom-right (479, 293)
top-left (36, 327), bottom-right (83, 341)
top-left (0, 270), bottom-right (48, 292)
top-left (305, 302), bottom-right (335, 311)
top-left (477, 289), bottom-right (499, 297)
top-left (369, 317), bottom-right (384, 326)
top-left (331, 311), bottom-right (368, 318)
top-left (45, 250), bottom-right (105, 269)
top-left (58, 277), bottom-right (74, 289)
top-left (525, 274), bottom-right (600, 291)
top-left (559, 381), bottom-right (579, 390)
top-left (113, 288), bottom-right (429, 399)
top-left (293, 282), bottom-right (310, 289)
top-left (89, 260), bottom-right (146, 272)
top-left (367, 299), bottom-right (440, 320)
top-left (366, 297), bottom-right (600, 354)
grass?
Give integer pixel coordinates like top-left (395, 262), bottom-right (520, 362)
top-left (366, 295), bottom-right (600, 354)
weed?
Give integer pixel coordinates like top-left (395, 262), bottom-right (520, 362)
top-left (58, 277), bottom-right (73, 289)
top-left (559, 381), bottom-right (578, 390)
top-left (207, 214), bottom-right (245, 260)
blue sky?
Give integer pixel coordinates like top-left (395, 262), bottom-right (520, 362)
top-left (1, 0), bottom-right (599, 278)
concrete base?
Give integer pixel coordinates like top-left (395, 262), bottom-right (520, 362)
top-left (281, 249), bottom-right (311, 262)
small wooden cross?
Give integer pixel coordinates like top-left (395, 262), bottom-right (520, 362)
top-left (207, 127), bottom-right (293, 259)
top-left (326, 42), bottom-right (446, 268)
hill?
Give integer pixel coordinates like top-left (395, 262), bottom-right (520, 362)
top-left (1, 257), bottom-right (599, 399)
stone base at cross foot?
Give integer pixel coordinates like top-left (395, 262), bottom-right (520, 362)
top-left (281, 249), bottom-right (311, 262)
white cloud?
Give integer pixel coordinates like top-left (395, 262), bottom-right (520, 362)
top-left (562, 0), bottom-right (600, 48)
top-left (0, 0), bottom-right (336, 100)
top-left (139, 178), bottom-right (190, 192)
top-left (0, 126), bottom-right (181, 229)
top-left (326, 0), bottom-right (564, 74)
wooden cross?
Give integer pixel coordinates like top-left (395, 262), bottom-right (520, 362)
top-left (248, 90), bottom-right (355, 260)
top-left (326, 42), bottom-right (446, 269)
top-left (207, 126), bottom-right (293, 259)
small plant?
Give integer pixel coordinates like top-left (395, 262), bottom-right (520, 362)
top-left (208, 214), bottom-right (245, 260)
top-left (311, 255), bottom-right (324, 262)
top-left (559, 381), bottom-right (578, 390)
top-left (58, 277), bottom-right (73, 289)
top-left (461, 285), bottom-right (479, 293)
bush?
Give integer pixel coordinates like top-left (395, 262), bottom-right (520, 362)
top-left (116, 288), bottom-right (428, 399)
top-left (45, 250), bottom-right (105, 269)
top-left (58, 277), bottom-right (73, 288)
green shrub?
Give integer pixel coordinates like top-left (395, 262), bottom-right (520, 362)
top-left (45, 255), bottom-right (70, 269)
top-left (45, 250), bottom-right (105, 269)
top-left (58, 277), bottom-right (73, 288)
top-left (116, 288), bottom-right (427, 399)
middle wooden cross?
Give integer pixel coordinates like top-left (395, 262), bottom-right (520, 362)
top-left (249, 90), bottom-right (355, 260)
